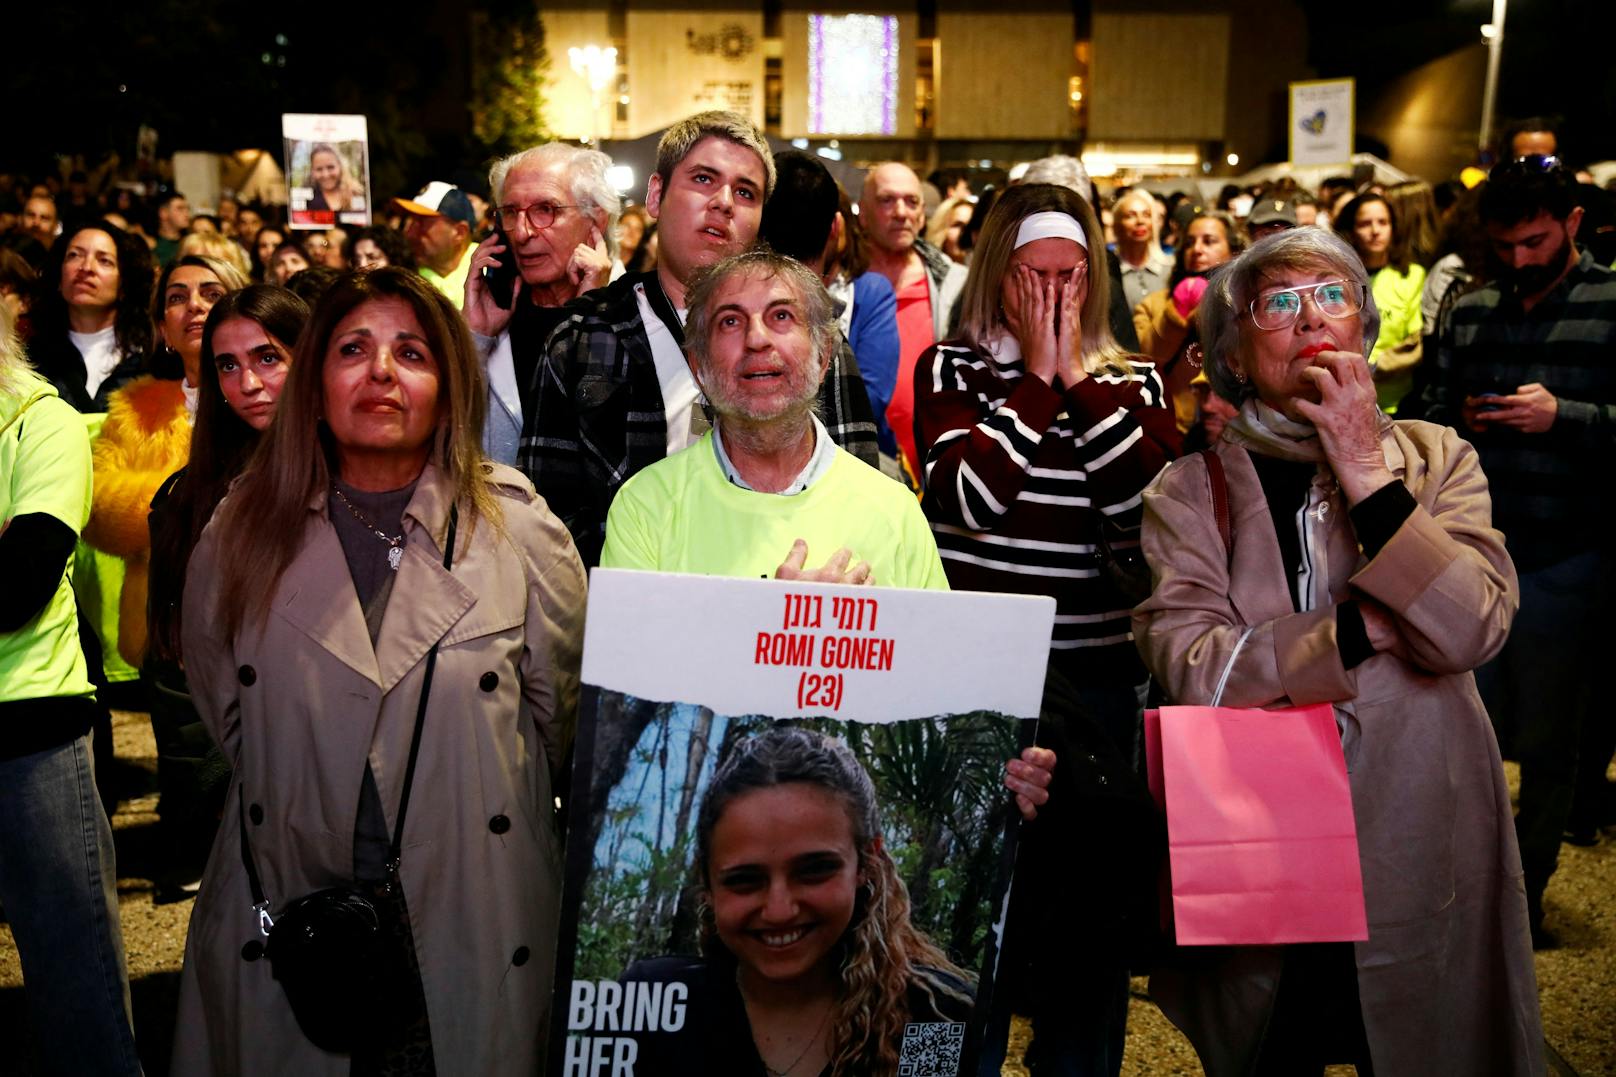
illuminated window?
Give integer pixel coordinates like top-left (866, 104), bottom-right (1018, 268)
top-left (808, 14), bottom-right (898, 136)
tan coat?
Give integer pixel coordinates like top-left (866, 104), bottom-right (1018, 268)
top-left (171, 463), bottom-right (586, 1076)
top-left (1131, 288), bottom-right (1198, 432)
top-left (1133, 421), bottom-right (1544, 1076)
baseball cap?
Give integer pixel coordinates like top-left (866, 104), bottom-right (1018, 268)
top-left (394, 181), bottom-right (476, 226)
top-left (1247, 199), bottom-right (1298, 229)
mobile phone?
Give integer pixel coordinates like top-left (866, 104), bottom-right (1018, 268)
top-left (481, 221), bottom-right (519, 309)
top-left (1474, 392), bottom-right (1505, 412)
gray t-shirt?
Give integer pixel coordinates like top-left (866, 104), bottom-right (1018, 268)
top-left (328, 476), bottom-right (419, 881)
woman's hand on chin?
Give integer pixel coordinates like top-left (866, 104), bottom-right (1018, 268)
top-left (1292, 349), bottom-right (1395, 504)
top-left (1006, 746), bottom-right (1056, 821)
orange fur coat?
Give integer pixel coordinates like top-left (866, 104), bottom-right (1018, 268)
top-left (83, 376), bottom-right (192, 666)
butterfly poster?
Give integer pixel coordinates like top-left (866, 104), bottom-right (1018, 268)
top-left (1289, 78), bottom-right (1354, 167)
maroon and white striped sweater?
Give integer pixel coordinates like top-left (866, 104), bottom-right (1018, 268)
top-left (917, 335), bottom-right (1182, 681)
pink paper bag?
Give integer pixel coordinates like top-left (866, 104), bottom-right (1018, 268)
top-left (1144, 703), bottom-right (1368, 946)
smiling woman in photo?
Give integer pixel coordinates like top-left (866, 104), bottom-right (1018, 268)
top-left (624, 726), bottom-right (975, 1077)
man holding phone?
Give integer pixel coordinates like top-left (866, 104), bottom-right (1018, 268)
top-left (464, 143), bottom-right (619, 464)
top-left (1421, 154), bottom-right (1616, 948)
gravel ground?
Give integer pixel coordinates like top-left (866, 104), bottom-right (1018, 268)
top-left (3, 714), bottom-right (1611, 1075)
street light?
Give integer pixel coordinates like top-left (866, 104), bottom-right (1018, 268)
top-left (568, 44), bottom-right (618, 146)
top-left (1478, 0), bottom-right (1507, 154)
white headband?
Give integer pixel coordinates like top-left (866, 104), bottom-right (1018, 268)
top-left (1014, 211), bottom-right (1088, 251)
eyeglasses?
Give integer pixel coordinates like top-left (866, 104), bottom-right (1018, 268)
top-left (1490, 154), bottom-right (1565, 180)
top-left (494, 201), bottom-right (582, 232)
top-left (1248, 279), bottom-right (1364, 331)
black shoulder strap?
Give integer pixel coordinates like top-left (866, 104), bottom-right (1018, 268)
top-left (239, 504), bottom-right (460, 928)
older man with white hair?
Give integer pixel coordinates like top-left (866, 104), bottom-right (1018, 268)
top-left (601, 247), bottom-right (945, 588)
top-left (466, 143), bottom-right (621, 463)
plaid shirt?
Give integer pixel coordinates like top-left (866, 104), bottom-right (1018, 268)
top-left (1420, 248), bottom-right (1616, 570)
top-left (517, 271), bottom-right (879, 567)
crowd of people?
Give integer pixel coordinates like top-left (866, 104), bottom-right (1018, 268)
top-left (1, 108), bottom-right (1611, 1076)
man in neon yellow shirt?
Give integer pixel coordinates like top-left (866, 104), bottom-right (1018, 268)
top-left (396, 181), bottom-right (477, 310)
top-left (601, 248), bottom-right (947, 589)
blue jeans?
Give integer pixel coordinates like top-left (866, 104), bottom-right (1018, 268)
top-left (0, 733), bottom-right (142, 1076)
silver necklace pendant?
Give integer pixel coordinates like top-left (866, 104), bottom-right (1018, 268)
top-left (388, 545), bottom-right (404, 571)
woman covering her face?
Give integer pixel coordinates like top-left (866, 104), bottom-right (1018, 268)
top-left (1134, 228), bottom-right (1539, 1074)
top-left (623, 727), bottom-right (975, 1076)
top-left (171, 267), bottom-right (586, 1074)
top-left (912, 182), bottom-right (1181, 1074)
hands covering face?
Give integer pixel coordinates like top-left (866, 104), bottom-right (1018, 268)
top-left (1003, 263), bottom-right (1087, 389)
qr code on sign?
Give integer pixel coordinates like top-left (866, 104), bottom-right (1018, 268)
top-left (898, 1021), bottom-right (965, 1076)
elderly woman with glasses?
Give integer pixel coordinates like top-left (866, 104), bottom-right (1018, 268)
top-left (1132, 229), bottom-right (1543, 1076)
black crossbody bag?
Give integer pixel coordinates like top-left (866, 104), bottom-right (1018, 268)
top-left (237, 507), bottom-right (457, 1053)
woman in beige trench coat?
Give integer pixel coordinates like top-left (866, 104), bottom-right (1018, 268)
top-left (171, 268), bottom-right (586, 1075)
top-left (1133, 230), bottom-right (1543, 1076)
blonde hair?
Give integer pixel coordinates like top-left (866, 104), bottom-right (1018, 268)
top-left (925, 196), bottom-right (973, 251)
top-left (1112, 188), bottom-right (1165, 262)
top-left (210, 268), bottom-right (499, 638)
top-left (178, 233), bottom-right (253, 280)
top-left (654, 111), bottom-right (775, 201)
top-left (0, 298), bottom-right (31, 400)
top-left (955, 183), bottom-right (1133, 375)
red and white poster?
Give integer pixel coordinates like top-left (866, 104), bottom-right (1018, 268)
top-left (550, 570), bottom-right (1054, 1076)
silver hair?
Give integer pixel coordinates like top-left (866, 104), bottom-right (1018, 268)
top-left (487, 142), bottom-right (623, 258)
top-left (684, 248), bottom-right (839, 405)
top-left (1021, 155), bottom-right (1092, 198)
top-left (1197, 228), bottom-right (1382, 405)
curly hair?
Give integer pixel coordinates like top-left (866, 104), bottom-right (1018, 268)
top-left (695, 727), bottom-right (974, 1077)
top-left (31, 222), bottom-right (156, 363)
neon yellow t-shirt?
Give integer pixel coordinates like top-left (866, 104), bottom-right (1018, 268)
top-left (1, 372), bottom-right (94, 703)
top-left (419, 243), bottom-right (476, 311)
top-left (601, 433), bottom-right (949, 591)
top-left (1370, 263), bottom-right (1427, 413)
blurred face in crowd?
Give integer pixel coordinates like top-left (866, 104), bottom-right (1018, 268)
top-left (271, 246), bottom-right (309, 286)
top-left (1511, 130), bottom-right (1557, 158)
top-left (160, 196), bottom-right (192, 235)
top-left (236, 209), bottom-right (264, 246)
top-left (404, 212), bottom-right (468, 274)
top-left (1353, 199), bottom-right (1392, 268)
top-left (22, 196), bottom-right (57, 246)
top-left (304, 230), bottom-right (346, 269)
top-left (939, 202), bottom-right (972, 263)
top-left (498, 160), bottom-right (604, 296)
top-left (160, 264), bottom-right (231, 372)
top-left (1294, 203), bottom-right (1319, 228)
top-left (1183, 218), bottom-right (1233, 273)
top-left (256, 227), bottom-right (285, 269)
top-left (860, 164), bottom-right (924, 258)
top-left (646, 136), bottom-right (766, 291)
top-left (60, 228), bottom-right (121, 312)
top-left (1114, 192), bottom-right (1156, 251)
top-left (352, 238), bottom-right (389, 270)
top-left (189, 217), bottom-right (218, 235)
top-left (694, 268), bottom-right (828, 427)
top-left (618, 213), bottom-right (645, 261)
top-left (211, 316), bottom-right (293, 430)
top-left (321, 296), bottom-right (443, 469)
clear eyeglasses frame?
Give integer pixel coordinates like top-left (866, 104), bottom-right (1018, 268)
top-left (493, 202), bottom-right (582, 232)
top-left (1248, 279), bottom-right (1365, 331)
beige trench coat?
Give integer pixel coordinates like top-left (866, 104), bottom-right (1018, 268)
top-left (1133, 420), bottom-right (1544, 1077)
top-left (171, 463), bottom-right (586, 1076)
